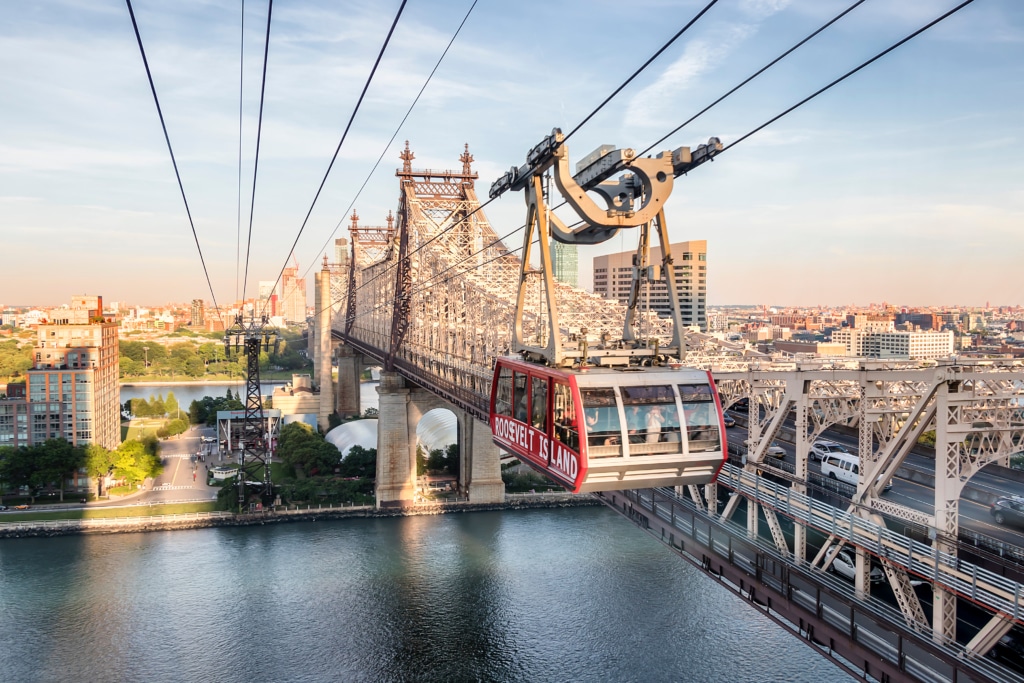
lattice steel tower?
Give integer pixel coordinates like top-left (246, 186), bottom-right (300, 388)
top-left (224, 313), bottom-right (277, 510)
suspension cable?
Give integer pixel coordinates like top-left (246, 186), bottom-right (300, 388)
top-left (301, 0), bottom-right (480, 281)
top-left (562, 0), bottom-right (720, 145)
top-left (235, 0), bottom-right (245, 305)
top-left (337, 0), bottom-right (978, 329)
top-left (124, 0), bottom-right (223, 321)
top-left (259, 0), bottom-right (408, 319)
top-left (720, 0), bottom-right (977, 155)
top-left (638, 0), bottom-right (870, 157)
top-left (240, 0), bottom-right (273, 305)
top-left (350, 2), bottom-right (721, 294)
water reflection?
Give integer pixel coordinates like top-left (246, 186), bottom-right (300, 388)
top-left (0, 508), bottom-right (843, 682)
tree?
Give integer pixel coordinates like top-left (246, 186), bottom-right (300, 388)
top-left (35, 438), bottom-right (85, 502)
top-left (150, 394), bottom-right (166, 417)
top-left (132, 397), bottom-right (152, 417)
top-left (119, 357), bottom-right (143, 378)
top-left (85, 444), bottom-right (116, 497)
top-left (167, 418), bottom-right (188, 436)
top-left (339, 445), bottom-right (376, 479)
top-left (278, 422), bottom-right (339, 478)
top-left (165, 392), bottom-right (180, 419)
top-left (0, 446), bottom-right (36, 499)
top-left (416, 444), bottom-right (427, 476)
top-left (185, 356), bottom-right (205, 378)
top-left (0, 339), bottom-right (33, 379)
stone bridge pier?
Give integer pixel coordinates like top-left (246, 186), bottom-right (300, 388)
top-left (375, 371), bottom-right (504, 508)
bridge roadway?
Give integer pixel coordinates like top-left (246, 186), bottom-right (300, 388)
top-left (723, 413), bottom-right (1024, 561)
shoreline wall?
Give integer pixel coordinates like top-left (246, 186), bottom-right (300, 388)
top-left (0, 494), bottom-right (601, 539)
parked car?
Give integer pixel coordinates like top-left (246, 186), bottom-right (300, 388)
top-left (990, 496), bottom-right (1024, 528)
top-left (723, 415), bottom-right (736, 428)
top-left (830, 549), bottom-right (885, 584)
top-left (766, 441), bottom-right (786, 458)
top-left (810, 440), bottom-right (850, 461)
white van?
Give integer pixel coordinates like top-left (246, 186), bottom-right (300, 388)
top-left (821, 452), bottom-right (892, 492)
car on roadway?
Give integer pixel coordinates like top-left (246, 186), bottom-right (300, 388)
top-left (990, 495), bottom-right (1024, 528)
top-left (13, 504), bottom-right (30, 511)
top-left (987, 634), bottom-right (1024, 671)
top-left (810, 439), bottom-right (850, 461)
top-left (830, 549), bottom-right (885, 584)
top-left (0, 505), bottom-right (8, 511)
top-left (723, 415), bottom-right (736, 428)
top-left (766, 441), bottom-right (786, 458)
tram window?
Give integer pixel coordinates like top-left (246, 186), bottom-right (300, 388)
top-left (678, 384), bottom-right (713, 402)
top-left (531, 376), bottom-right (547, 430)
top-left (580, 388), bottom-right (621, 456)
top-left (621, 385), bottom-right (680, 451)
top-left (679, 384), bottom-right (720, 453)
top-left (495, 366), bottom-right (512, 417)
top-left (553, 383), bottom-right (578, 451)
top-left (513, 372), bottom-right (528, 422)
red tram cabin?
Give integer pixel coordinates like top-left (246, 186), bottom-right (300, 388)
top-left (490, 357), bottom-right (727, 493)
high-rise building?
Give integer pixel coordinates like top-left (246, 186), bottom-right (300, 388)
top-left (279, 264), bottom-right (307, 324)
top-left (549, 241), bottom-right (578, 287)
top-left (0, 296), bottom-right (120, 457)
top-left (592, 239), bottom-right (707, 331)
top-left (190, 299), bottom-right (205, 327)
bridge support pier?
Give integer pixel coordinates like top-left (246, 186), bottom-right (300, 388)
top-left (375, 372), bottom-right (416, 507)
top-left (458, 412), bottom-right (504, 504)
top-left (336, 345), bottom-right (362, 418)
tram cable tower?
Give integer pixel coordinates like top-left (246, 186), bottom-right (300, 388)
top-left (224, 313), bottom-right (278, 510)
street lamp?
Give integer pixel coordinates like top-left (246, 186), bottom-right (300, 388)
top-left (143, 346), bottom-right (149, 370)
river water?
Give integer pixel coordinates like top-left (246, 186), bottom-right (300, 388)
top-left (0, 507), bottom-right (842, 682)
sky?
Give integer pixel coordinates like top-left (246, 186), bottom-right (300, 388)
top-left (2, 0), bottom-right (1022, 309)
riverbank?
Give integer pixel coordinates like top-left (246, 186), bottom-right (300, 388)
top-left (0, 493), bottom-right (602, 539)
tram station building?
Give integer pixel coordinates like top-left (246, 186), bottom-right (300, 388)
top-left (592, 239), bottom-right (707, 331)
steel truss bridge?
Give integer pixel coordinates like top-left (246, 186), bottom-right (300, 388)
top-left (319, 143), bottom-right (1024, 682)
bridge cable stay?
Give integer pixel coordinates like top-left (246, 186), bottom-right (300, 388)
top-left (561, 0), bottom-right (720, 145)
top-left (234, 0), bottom-right (245, 304)
top-left (258, 0), bottom-right (409, 320)
top-left (343, 0), bottom-right (977, 332)
top-left (351, 1), bottom-right (721, 295)
top-left (637, 0), bottom-right (870, 157)
top-left (123, 0), bottom-right (224, 325)
top-left (300, 0), bottom-right (480, 281)
top-left (240, 0), bottom-right (274, 305)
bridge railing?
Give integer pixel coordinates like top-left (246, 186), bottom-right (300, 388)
top-left (611, 487), bottom-right (1021, 683)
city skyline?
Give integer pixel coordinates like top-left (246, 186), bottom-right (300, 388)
top-left (2, 0), bottom-right (1022, 307)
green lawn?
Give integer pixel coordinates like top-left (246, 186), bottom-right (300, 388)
top-left (0, 501), bottom-right (220, 522)
top-left (123, 418), bottom-right (167, 441)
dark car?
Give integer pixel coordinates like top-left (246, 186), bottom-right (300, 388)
top-left (723, 415), bottom-right (736, 428)
top-left (990, 496), bottom-right (1024, 528)
top-left (0, 505), bottom-right (8, 511)
top-left (987, 634), bottom-right (1024, 671)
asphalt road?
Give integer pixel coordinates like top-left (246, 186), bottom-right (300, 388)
top-left (724, 413), bottom-right (1024, 549)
